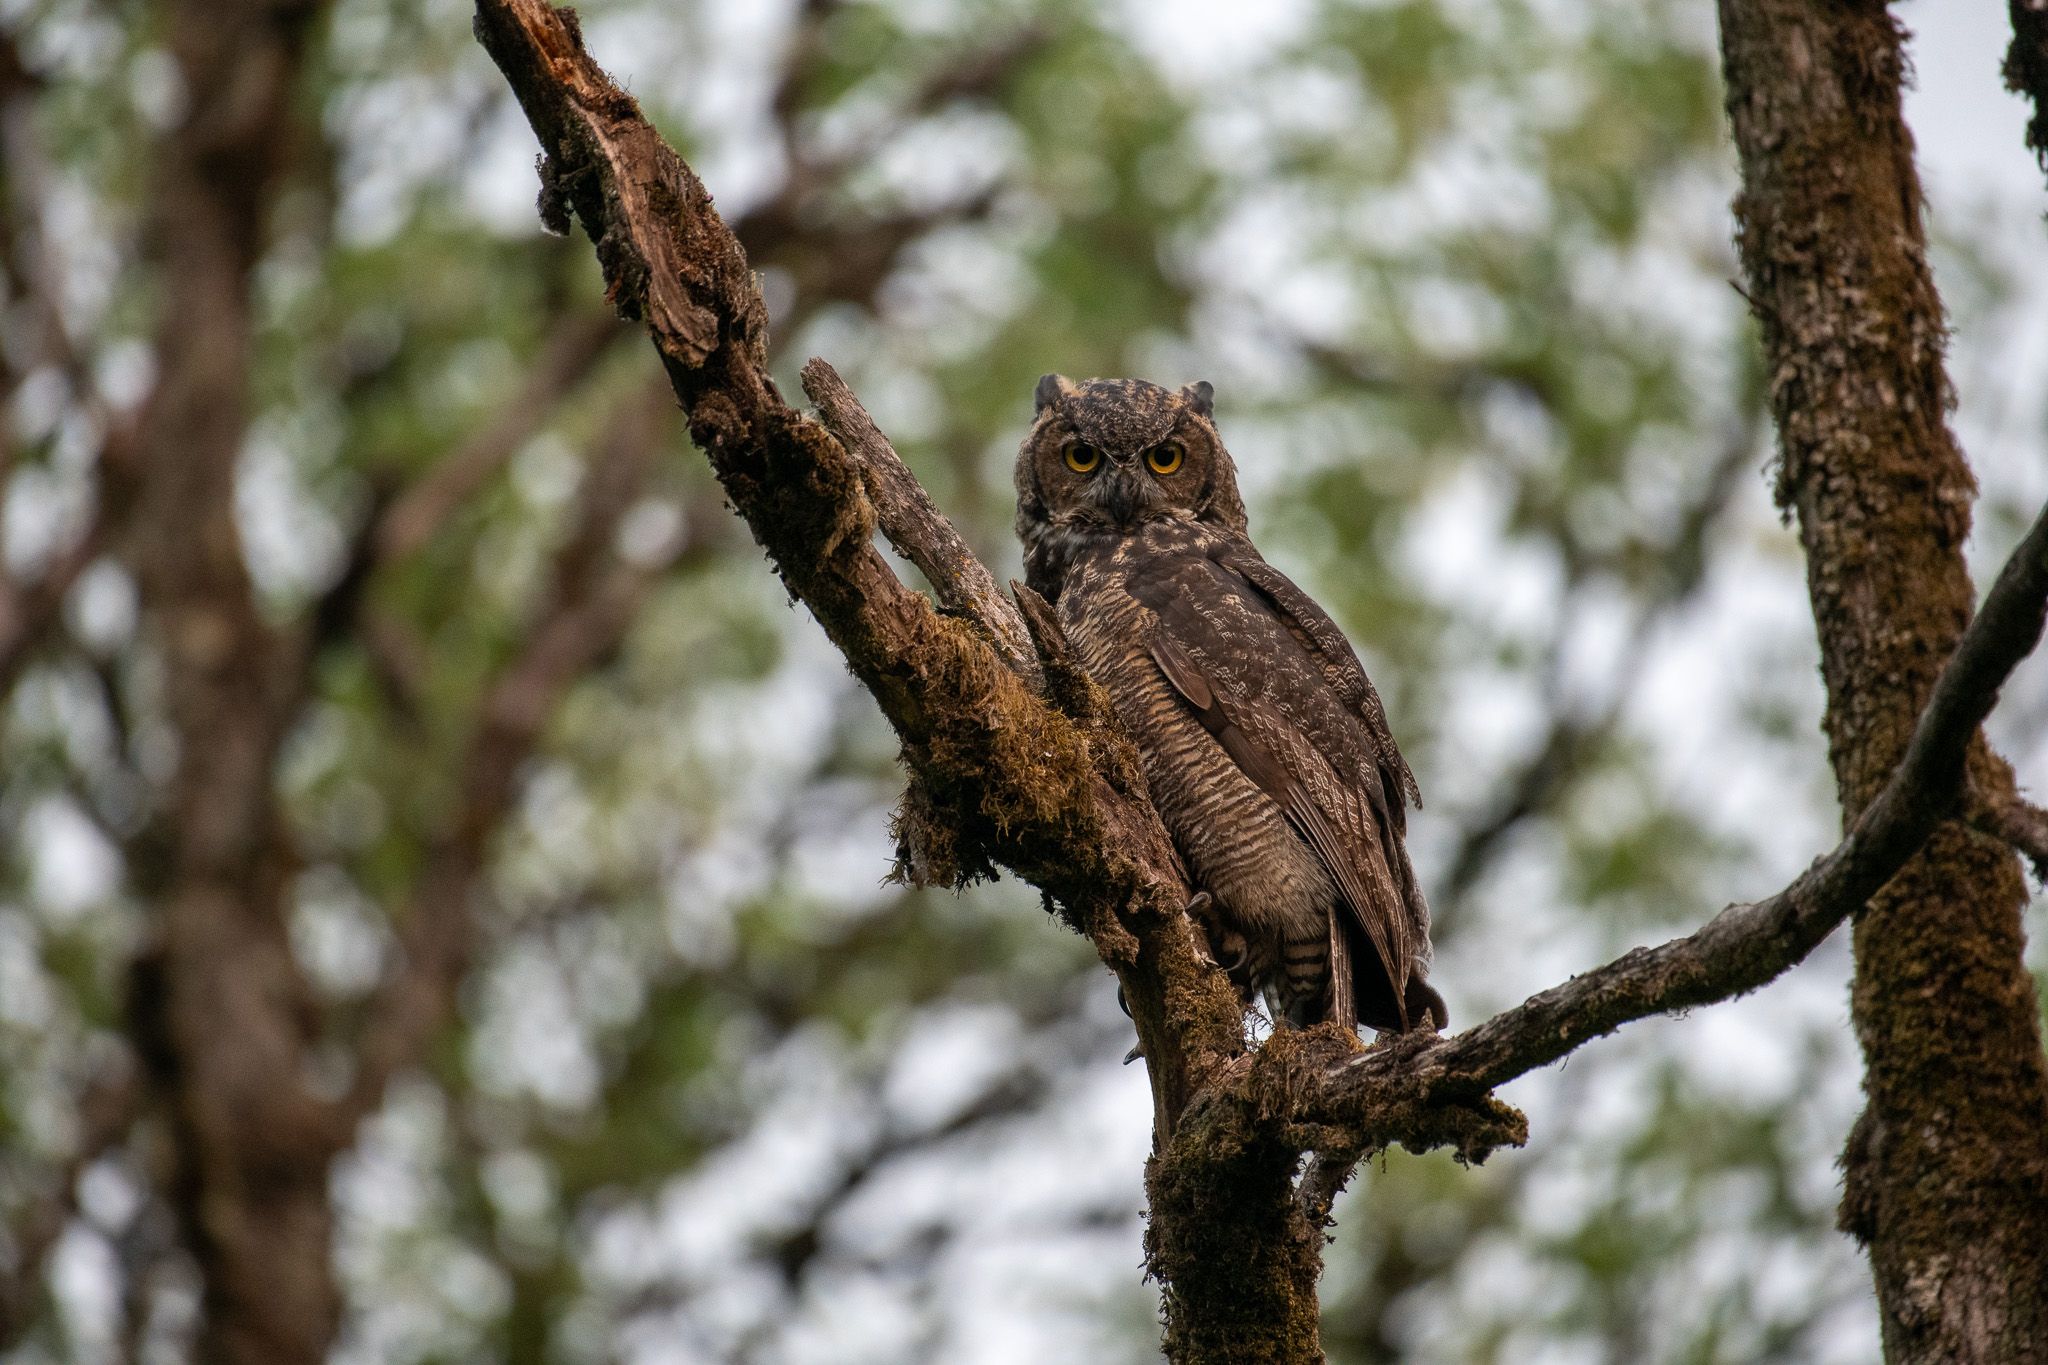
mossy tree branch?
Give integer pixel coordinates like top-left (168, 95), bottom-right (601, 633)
top-left (470, 0), bottom-right (1241, 1162)
top-left (473, 2), bottom-right (2048, 1359)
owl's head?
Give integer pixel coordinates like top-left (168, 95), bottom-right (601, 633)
top-left (1013, 376), bottom-right (1247, 578)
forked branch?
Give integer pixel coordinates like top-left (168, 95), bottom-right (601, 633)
top-left (471, 0), bottom-right (2048, 1177)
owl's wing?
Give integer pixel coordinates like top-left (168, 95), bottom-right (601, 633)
top-left (1223, 549), bottom-right (1445, 1030)
top-left (1148, 620), bottom-right (1419, 1032)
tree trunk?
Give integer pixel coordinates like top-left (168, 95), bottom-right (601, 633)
top-left (1718, 2), bottom-right (2048, 1359)
top-left (123, 2), bottom-right (342, 1362)
top-left (1147, 1104), bottom-right (1325, 1364)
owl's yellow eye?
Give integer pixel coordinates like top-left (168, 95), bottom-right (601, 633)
top-left (1147, 442), bottom-right (1185, 475)
top-left (1064, 441), bottom-right (1100, 473)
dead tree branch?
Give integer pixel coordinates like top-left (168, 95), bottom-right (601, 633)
top-left (801, 358), bottom-right (1041, 684)
top-left (1969, 789), bottom-right (2048, 884)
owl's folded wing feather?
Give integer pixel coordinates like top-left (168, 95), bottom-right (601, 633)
top-left (1224, 548), bottom-right (1446, 1029)
top-left (1149, 631), bottom-right (1413, 1030)
top-left (1224, 550), bottom-right (1421, 821)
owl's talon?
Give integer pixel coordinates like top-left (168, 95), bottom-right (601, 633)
top-left (1116, 983), bottom-right (1143, 1062)
top-left (1184, 890), bottom-right (1251, 975)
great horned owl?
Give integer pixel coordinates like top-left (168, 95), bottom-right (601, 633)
top-left (1015, 374), bottom-right (1444, 1035)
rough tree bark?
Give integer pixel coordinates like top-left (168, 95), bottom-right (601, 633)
top-left (474, 2), bottom-right (2048, 1360)
top-left (1720, 3), bottom-right (2048, 1359)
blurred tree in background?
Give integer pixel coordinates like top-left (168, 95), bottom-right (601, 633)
top-left (0, 0), bottom-right (2043, 1362)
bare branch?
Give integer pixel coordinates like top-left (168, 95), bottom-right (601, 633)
top-left (1969, 790), bottom-right (2048, 884)
top-left (1297, 495), bottom-right (2048, 1150)
top-left (1295, 1150), bottom-right (1359, 1229)
top-left (801, 358), bottom-right (1039, 684)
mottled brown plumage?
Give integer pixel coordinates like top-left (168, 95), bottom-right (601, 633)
top-left (1016, 374), bottom-right (1443, 1035)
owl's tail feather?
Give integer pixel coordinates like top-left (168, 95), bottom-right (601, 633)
top-left (1327, 918), bottom-right (1357, 1033)
top-left (1349, 921), bottom-right (1445, 1035)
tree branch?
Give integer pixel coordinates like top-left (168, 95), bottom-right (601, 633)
top-left (1968, 789), bottom-right (2048, 884)
top-left (473, 0), bottom-right (1237, 1150)
top-left (800, 358), bottom-right (1040, 684)
top-left (1295, 495), bottom-right (2048, 1149)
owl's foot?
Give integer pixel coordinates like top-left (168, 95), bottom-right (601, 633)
top-left (1183, 891), bottom-right (1257, 1009)
top-left (1182, 891), bottom-right (1243, 969)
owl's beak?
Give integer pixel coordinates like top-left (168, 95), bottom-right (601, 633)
top-left (1094, 460), bottom-right (1153, 527)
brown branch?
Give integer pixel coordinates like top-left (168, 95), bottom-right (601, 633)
top-left (1969, 790), bottom-right (2048, 883)
top-left (473, 0), bottom-right (1234, 1156)
top-left (800, 358), bottom-right (1039, 683)
top-left (1292, 494), bottom-right (2048, 1151)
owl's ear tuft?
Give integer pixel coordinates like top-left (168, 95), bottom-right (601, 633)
top-left (1182, 380), bottom-right (1215, 418)
top-left (1034, 373), bottom-right (1076, 415)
